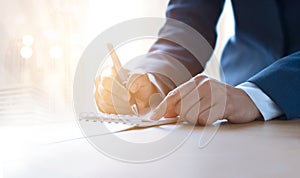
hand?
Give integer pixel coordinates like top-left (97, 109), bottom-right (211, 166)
top-left (94, 66), bottom-right (159, 115)
top-left (150, 74), bottom-right (262, 125)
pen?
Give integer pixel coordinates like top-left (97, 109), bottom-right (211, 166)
top-left (106, 43), bottom-right (139, 115)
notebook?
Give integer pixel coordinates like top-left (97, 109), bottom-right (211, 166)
top-left (79, 112), bottom-right (178, 128)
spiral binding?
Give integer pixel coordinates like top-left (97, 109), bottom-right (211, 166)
top-left (79, 112), bottom-right (178, 127)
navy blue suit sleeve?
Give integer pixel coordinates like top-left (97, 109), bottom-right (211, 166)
top-left (147, 0), bottom-right (225, 77)
top-left (249, 51), bottom-right (300, 119)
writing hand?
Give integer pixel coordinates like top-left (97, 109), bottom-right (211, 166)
top-left (94, 66), bottom-right (158, 115)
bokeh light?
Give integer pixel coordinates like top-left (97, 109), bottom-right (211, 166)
top-left (20, 46), bottom-right (33, 59)
top-left (22, 35), bottom-right (34, 46)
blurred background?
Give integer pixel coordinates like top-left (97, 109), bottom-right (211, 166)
top-left (0, 1), bottom-right (234, 177)
top-left (0, 0), bottom-right (233, 123)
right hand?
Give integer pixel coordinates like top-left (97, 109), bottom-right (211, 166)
top-left (94, 66), bottom-right (159, 115)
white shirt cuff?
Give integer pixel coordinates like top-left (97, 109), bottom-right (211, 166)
top-left (236, 82), bottom-right (283, 121)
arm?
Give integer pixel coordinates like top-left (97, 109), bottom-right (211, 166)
top-left (134, 0), bottom-right (225, 87)
top-left (249, 51), bottom-right (300, 119)
top-left (236, 82), bottom-right (283, 120)
top-left (148, 52), bottom-right (300, 124)
top-left (95, 0), bottom-right (227, 115)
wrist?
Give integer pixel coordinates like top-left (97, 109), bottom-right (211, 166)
top-left (226, 87), bottom-right (262, 123)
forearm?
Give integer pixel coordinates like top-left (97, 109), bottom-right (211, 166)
top-left (249, 51), bottom-right (300, 119)
top-left (134, 0), bottom-right (225, 86)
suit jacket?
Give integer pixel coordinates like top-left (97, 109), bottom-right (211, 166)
top-left (138, 0), bottom-right (300, 119)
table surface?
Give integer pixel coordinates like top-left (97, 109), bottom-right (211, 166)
top-left (1, 118), bottom-right (300, 178)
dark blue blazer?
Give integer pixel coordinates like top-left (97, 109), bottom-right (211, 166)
top-left (148, 0), bottom-right (300, 119)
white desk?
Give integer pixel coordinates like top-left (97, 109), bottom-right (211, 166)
top-left (2, 119), bottom-right (300, 178)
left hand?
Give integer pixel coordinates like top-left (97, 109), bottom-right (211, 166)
top-left (150, 74), bottom-right (262, 125)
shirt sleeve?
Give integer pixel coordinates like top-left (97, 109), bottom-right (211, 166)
top-left (236, 82), bottom-right (283, 121)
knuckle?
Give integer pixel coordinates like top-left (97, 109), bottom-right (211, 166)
top-left (193, 74), bottom-right (207, 84)
top-left (196, 78), bottom-right (212, 93)
top-left (127, 74), bottom-right (145, 87)
top-left (201, 79), bottom-right (211, 87)
top-left (165, 92), bottom-right (180, 107)
top-left (166, 89), bottom-right (179, 100)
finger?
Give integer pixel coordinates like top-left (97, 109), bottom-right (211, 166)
top-left (182, 94), bottom-right (213, 124)
top-left (172, 76), bottom-right (210, 120)
top-left (127, 74), bottom-right (146, 93)
top-left (98, 103), bottom-right (116, 114)
top-left (98, 66), bottom-right (119, 88)
top-left (95, 91), bottom-right (131, 114)
top-left (135, 92), bottom-right (165, 116)
top-left (128, 74), bottom-right (157, 101)
top-left (150, 79), bottom-right (197, 120)
top-left (95, 66), bottom-right (114, 89)
top-left (148, 93), bottom-right (164, 110)
top-left (95, 86), bottom-right (131, 113)
top-left (94, 90), bottom-right (116, 113)
top-left (94, 74), bottom-right (101, 88)
top-left (98, 102), bottom-right (131, 114)
top-left (135, 85), bottom-right (157, 112)
top-left (197, 105), bottom-right (223, 125)
top-left (164, 107), bottom-right (178, 118)
top-left (98, 89), bottom-right (132, 114)
top-left (180, 77), bottom-right (215, 122)
top-left (137, 106), bottom-right (151, 116)
top-left (100, 75), bottom-right (113, 91)
top-left (98, 81), bottom-right (129, 101)
top-left (128, 74), bottom-right (159, 114)
top-left (184, 101), bottom-right (201, 124)
top-left (100, 75), bottom-right (125, 92)
top-left (97, 87), bottom-right (129, 106)
top-left (134, 81), bottom-right (157, 103)
top-left (175, 87), bottom-right (202, 117)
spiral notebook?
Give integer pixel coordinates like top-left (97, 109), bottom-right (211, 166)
top-left (79, 112), bottom-right (178, 128)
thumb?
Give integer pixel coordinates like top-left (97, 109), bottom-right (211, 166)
top-left (127, 74), bottom-right (159, 114)
top-left (128, 74), bottom-right (155, 101)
